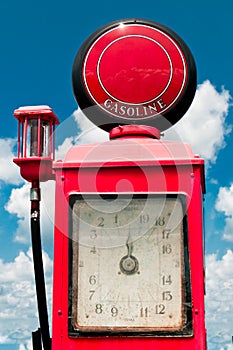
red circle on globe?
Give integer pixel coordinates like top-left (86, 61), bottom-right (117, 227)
top-left (97, 36), bottom-right (171, 104)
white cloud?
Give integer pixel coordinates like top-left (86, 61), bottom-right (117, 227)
top-left (209, 178), bottom-right (219, 185)
top-left (165, 80), bottom-right (232, 164)
top-left (52, 80), bottom-right (232, 173)
top-left (0, 138), bottom-right (22, 185)
top-left (55, 80), bottom-right (232, 166)
top-left (54, 108), bottom-right (108, 162)
top-left (215, 184), bottom-right (233, 217)
top-left (5, 181), bottom-right (55, 245)
top-left (0, 249), bottom-right (52, 346)
top-left (206, 250), bottom-right (233, 349)
top-left (55, 136), bottom-right (75, 160)
top-left (215, 184), bottom-right (233, 241)
top-left (4, 183), bottom-right (30, 244)
top-left (73, 108), bottom-right (108, 145)
top-left (18, 341), bottom-right (32, 350)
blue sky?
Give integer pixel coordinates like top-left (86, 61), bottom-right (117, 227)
top-left (1, 0), bottom-right (233, 349)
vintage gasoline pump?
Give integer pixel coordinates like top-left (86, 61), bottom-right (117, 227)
top-left (13, 19), bottom-right (206, 350)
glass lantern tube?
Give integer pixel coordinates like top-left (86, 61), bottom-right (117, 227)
top-left (23, 117), bottom-right (51, 158)
top-left (28, 118), bottom-right (39, 156)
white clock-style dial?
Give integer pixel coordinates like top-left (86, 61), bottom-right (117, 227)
top-left (70, 194), bottom-right (191, 335)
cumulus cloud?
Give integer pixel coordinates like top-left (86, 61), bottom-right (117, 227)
top-left (54, 108), bottom-right (108, 161)
top-left (0, 249), bottom-right (52, 346)
top-left (0, 138), bottom-right (22, 185)
top-left (215, 184), bottom-right (233, 241)
top-left (206, 250), bottom-right (233, 349)
top-left (53, 80), bottom-right (232, 166)
top-left (5, 181), bottom-right (55, 245)
top-left (18, 341), bottom-right (33, 350)
top-left (73, 108), bottom-right (108, 145)
top-left (55, 136), bottom-right (75, 160)
top-left (52, 80), bottom-right (232, 166)
top-left (165, 80), bottom-right (232, 164)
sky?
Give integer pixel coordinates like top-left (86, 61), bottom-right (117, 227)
top-left (0, 0), bottom-right (233, 349)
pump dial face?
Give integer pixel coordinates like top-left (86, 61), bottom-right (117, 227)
top-left (70, 194), bottom-right (192, 336)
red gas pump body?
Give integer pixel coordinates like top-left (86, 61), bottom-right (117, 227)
top-left (51, 127), bottom-right (206, 350)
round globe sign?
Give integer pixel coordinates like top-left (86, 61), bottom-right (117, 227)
top-left (72, 18), bottom-right (197, 132)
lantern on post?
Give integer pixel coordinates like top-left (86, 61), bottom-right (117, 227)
top-left (13, 105), bottom-right (59, 182)
top-left (13, 105), bottom-right (59, 350)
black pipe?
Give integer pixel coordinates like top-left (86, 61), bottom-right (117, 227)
top-left (31, 180), bottom-right (51, 350)
top-left (32, 329), bottom-right (42, 350)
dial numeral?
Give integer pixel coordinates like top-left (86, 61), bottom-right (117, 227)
top-left (114, 214), bottom-right (118, 224)
top-left (95, 304), bottom-right (103, 314)
top-left (155, 304), bottom-right (166, 314)
top-left (111, 307), bottom-right (118, 317)
top-left (89, 275), bottom-right (97, 285)
top-left (155, 216), bottom-right (165, 226)
top-left (140, 214), bottom-right (150, 224)
top-left (140, 307), bottom-right (149, 317)
top-left (89, 290), bottom-right (95, 300)
top-left (162, 291), bottom-right (173, 301)
top-left (162, 229), bottom-right (171, 239)
top-left (162, 275), bottom-right (172, 285)
top-left (162, 244), bottom-right (172, 254)
top-left (90, 247), bottom-right (97, 254)
top-left (97, 217), bottom-right (104, 227)
top-left (90, 230), bottom-right (97, 239)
